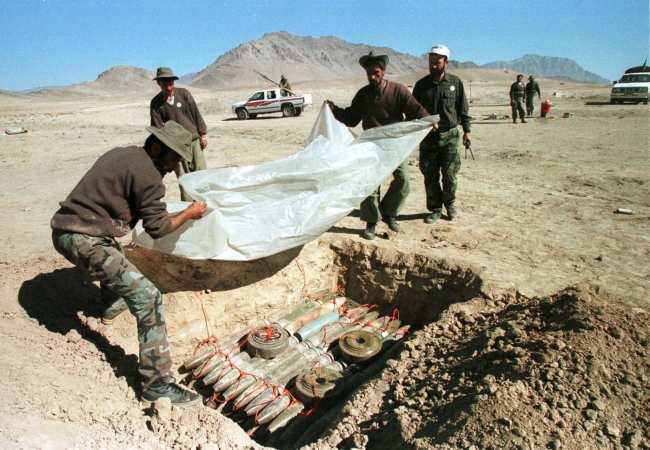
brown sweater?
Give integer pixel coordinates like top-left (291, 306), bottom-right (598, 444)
top-left (150, 87), bottom-right (207, 140)
top-left (50, 146), bottom-right (172, 238)
top-left (332, 81), bottom-right (428, 130)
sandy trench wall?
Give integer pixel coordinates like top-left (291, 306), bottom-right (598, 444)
top-left (329, 240), bottom-right (490, 328)
top-left (126, 240), bottom-right (341, 356)
top-left (127, 234), bottom-right (491, 359)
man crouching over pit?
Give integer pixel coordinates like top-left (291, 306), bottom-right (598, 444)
top-left (50, 120), bottom-right (207, 406)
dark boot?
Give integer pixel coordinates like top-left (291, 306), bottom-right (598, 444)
top-left (424, 210), bottom-right (442, 224)
top-left (446, 205), bottom-right (458, 220)
top-left (362, 223), bottom-right (376, 240)
top-left (141, 379), bottom-right (202, 407)
top-left (382, 216), bottom-right (400, 232)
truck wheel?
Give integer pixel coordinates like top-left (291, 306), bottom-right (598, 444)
top-left (282, 104), bottom-right (295, 117)
top-left (236, 109), bottom-right (248, 120)
top-left (294, 107), bottom-right (302, 116)
top-left (249, 113), bottom-right (258, 119)
top-left (644, 98), bottom-right (649, 105)
top-left (610, 99), bottom-right (615, 104)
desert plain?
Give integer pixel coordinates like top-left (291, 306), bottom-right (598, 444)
top-left (0, 68), bottom-right (648, 449)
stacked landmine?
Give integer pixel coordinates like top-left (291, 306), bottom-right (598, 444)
top-left (181, 294), bottom-right (409, 447)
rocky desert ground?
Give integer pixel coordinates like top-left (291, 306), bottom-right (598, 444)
top-left (0, 68), bottom-right (648, 450)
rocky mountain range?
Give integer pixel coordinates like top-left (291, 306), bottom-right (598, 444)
top-left (482, 54), bottom-right (610, 84)
top-left (188, 31), bottom-right (429, 89)
top-left (19, 32), bottom-right (609, 95)
top-left (187, 32), bottom-right (607, 88)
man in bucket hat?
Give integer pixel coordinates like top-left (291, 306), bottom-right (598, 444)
top-left (150, 67), bottom-right (209, 202)
top-left (51, 121), bottom-right (207, 406)
top-left (325, 50), bottom-right (429, 240)
top-left (412, 44), bottom-right (472, 224)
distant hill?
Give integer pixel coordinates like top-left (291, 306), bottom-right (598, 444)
top-left (189, 31), bottom-right (432, 89)
top-left (482, 54), bottom-right (609, 84)
top-left (178, 72), bottom-right (197, 84)
top-left (93, 65), bottom-right (155, 89)
top-left (27, 65), bottom-right (159, 97)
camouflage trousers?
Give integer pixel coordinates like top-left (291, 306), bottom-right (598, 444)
top-left (52, 230), bottom-right (174, 388)
top-left (175, 138), bottom-right (206, 202)
top-left (419, 128), bottom-right (462, 213)
top-left (360, 159), bottom-right (410, 223)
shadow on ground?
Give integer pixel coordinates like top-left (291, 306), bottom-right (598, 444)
top-left (18, 269), bottom-right (140, 389)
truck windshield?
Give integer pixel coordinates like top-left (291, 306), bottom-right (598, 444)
top-left (250, 92), bottom-right (264, 101)
top-left (620, 75), bottom-right (650, 83)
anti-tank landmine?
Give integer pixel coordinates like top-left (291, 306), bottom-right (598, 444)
top-left (181, 293), bottom-right (410, 448)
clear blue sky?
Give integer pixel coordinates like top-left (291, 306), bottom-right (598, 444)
top-left (1, 0), bottom-right (648, 91)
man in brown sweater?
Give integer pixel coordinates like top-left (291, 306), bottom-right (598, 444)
top-left (325, 50), bottom-right (429, 240)
top-left (51, 121), bottom-right (207, 406)
top-left (150, 67), bottom-right (208, 201)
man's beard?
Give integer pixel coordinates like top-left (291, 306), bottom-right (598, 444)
top-left (152, 157), bottom-right (170, 177)
top-left (430, 67), bottom-right (444, 77)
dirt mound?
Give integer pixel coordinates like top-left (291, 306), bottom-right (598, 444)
top-left (307, 284), bottom-right (649, 449)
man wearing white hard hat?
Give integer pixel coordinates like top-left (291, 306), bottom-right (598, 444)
top-left (412, 44), bottom-right (472, 223)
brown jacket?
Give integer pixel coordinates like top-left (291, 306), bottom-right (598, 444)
top-left (150, 87), bottom-right (207, 140)
top-left (332, 81), bottom-right (428, 130)
top-left (50, 146), bottom-right (172, 238)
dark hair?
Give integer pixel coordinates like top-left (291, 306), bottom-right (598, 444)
top-left (144, 134), bottom-right (161, 151)
top-left (144, 134), bottom-right (174, 155)
top-left (517, 74), bottom-right (524, 78)
top-left (363, 59), bottom-right (386, 70)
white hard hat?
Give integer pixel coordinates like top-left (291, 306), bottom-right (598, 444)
top-left (428, 44), bottom-right (450, 58)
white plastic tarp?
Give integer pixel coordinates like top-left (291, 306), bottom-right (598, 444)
top-left (132, 104), bottom-right (438, 260)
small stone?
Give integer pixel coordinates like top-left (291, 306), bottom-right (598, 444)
top-left (591, 400), bottom-right (606, 411)
top-left (327, 431), bottom-right (342, 447)
top-left (584, 409), bottom-right (598, 421)
top-left (603, 423), bottom-right (620, 438)
top-left (623, 430), bottom-right (643, 447)
top-left (351, 433), bottom-right (369, 448)
top-left (66, 329), bottom-right (82, 343)
top-left (153, 398), bottom-right (172, 424)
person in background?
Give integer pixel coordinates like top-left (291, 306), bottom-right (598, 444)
top-left (325, 50), bottom-right (429, 240)
top-left (150, 67), bottom-right (208, 202)
top-left (279, 74), bottom-right (292, 93)
top-left (51, 121), bottom-right (208, 406)
top-left (412, 44), bottom-right (472, 224)
top-left (510, 74), bottom-right (527, 123)
top-left (525, 75), bottom-right (541, 116)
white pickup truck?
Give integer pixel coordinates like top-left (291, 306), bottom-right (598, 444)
top-left (232, 88), bottom-right (313, 120)
top-left (610, 66), bottom-right (650, 105)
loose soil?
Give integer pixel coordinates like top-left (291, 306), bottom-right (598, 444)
top-left (0, 69), bottom-right (648, 449)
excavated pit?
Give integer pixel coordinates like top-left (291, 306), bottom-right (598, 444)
top-left (127, 238), bottom-right (488, 447)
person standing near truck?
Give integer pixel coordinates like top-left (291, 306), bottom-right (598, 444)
top-left (325, 50), bottom-right (429, 240)
top-left (525, 75), bottom-right (541, 116)
top-left (150, 67), bottom-right (208, 202)
top-left (509, 74), bottom-right (527, 123)
top-left (412, 44), bottom-right (472, 224)
top-left (279, 75), bottom-right (292, 93)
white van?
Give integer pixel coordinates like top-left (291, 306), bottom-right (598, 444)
top-left (610, 66), bottom-right (650, 104)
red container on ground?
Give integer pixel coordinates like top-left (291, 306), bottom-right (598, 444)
top-left (541, 101), bottom-right (553, 117)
